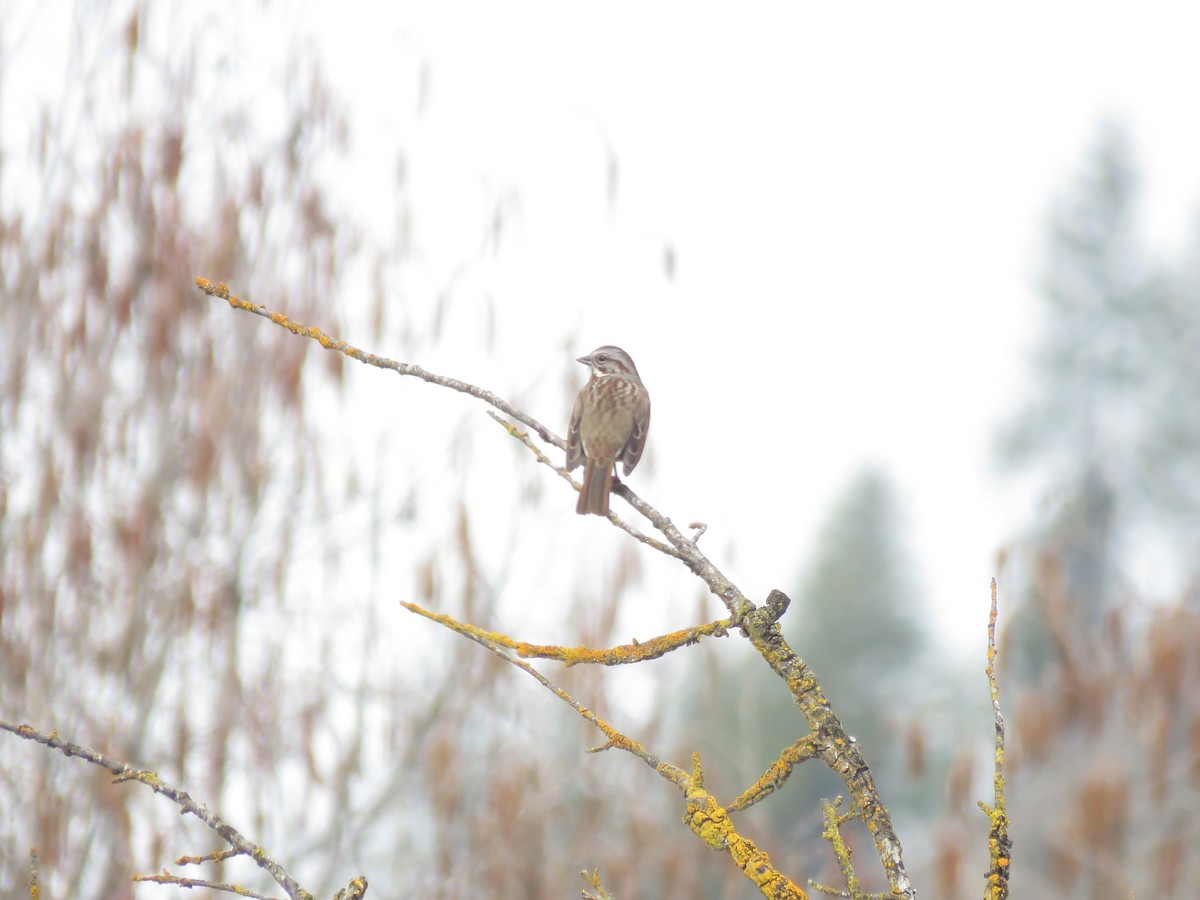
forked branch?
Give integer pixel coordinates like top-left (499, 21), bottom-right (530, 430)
top-left (401, 603), bottom-right (808, 898)
top-left (194, 277), bottom-right (915, 898)
top-left (0, 720), bottom-right (364, 900)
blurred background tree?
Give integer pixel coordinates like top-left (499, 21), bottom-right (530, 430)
top-left (7, 2), bottom-right (1200, 898)
top-left (0, 2), bottom-right (731, 897)
top-left (0, 2), bottom-right (372, 895)
top-left (1000, 122), bottom-right (1200, 625)
top-left (926, 124), bottom-right (1200, 899)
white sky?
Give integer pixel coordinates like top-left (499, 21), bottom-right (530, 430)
top-left (304, 2), bottom-right (1200, 653)
top-left (9, 1), bottom-right (1200, 658)
top-left (11, 8), bottom-right (1200, 891)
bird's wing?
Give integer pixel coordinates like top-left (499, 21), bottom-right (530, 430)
top-left (620, 389), bottom-right (650, 475)
top-left (565, 391), bottom-right (586, 471)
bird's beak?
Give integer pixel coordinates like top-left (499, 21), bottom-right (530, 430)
top-left (576, 355), bottom-right (590, 365)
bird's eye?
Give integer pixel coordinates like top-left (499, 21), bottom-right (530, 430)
top-left (597, 354), bottom-right (608, 363)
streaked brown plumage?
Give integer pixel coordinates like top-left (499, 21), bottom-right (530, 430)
top-left (566, 346), bottom-right (650, 516)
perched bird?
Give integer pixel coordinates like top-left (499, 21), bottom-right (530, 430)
top-left (566, 346), bottom-right (651, 516)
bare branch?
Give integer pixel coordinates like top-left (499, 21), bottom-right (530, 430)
top-left (196, 278), bottom-right (916, 898)
top-left (0, 720), bottom-right (326, 900)
top-left (579, 868), bottom-right (616, 900)
top-left (177, 848), bottom-right (242, 866)
top-left (28, 847), bottom-right (39, 900)
top-left (404, 600), bottom-right (687, 783)
top-left (131, 872), bottom-right (277, 899)
top-left (195, 278), bottom-right (560, 448)
top-left (485, 410), bottom-right (684, 558)
top-left (401, 602), bottom-right (808, 897)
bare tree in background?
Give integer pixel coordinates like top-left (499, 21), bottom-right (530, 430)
top-left (0, 3), bottom-right (769, 897)
top-left (0, 3), bottom-right (365, 895)
top-left (6, 1), bottom-right (1077, 897)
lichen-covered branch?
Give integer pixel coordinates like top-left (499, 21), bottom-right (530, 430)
top-left (195, 278), bottom-right (560, 449)
top-left (131, 872), bottom-right (277, 899)
top-left (979, 578), bottom-right (1011, 899)
top-left (682, 755), bottom-right (808, 899)
top-left (517, 618), bottom-right (733, 665)
top-left (808, 797), bottom-right (891, 899)
top-left (485, 410), bottom-right (684, 558)
top-left (580, 868), bottom-right (616, 900)
top-left (729, 735), bottom-right (820, 812)
top-left (196, 278), bottom-right (914, 898)
top-left (403, 601), bottom-right (732, 666)
top-left (401, 602), bottom-right (807, 897)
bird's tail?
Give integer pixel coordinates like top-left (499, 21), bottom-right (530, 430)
top-left (577, 459), bottom-right (612, 516)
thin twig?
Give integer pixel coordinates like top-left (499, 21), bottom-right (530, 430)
top-left (401, 602), bottom-right (806, 896)
top-left (979, 578), bottom-right (1011, 900)
top-left (177, 848), bottom-right (241, 866)
top-left (403, 600), bottom-right (730, 666)
top-left (195, 278), bottom-right (559, 447)
top-left (403, 603), bottom-right (687, 784)
top-left (131, 872), bottom-right (277, 899)
top-left (485, 410), bottom-right (683, 558)
top-left (29, 847), bottom-right (39, 900)
top-left (515, 619), bottom-right (733, 665)
top-left (729, 735), bottom-right (820, 812)
top-left (332, 877), bottom-right (369, 900)
top-left (807, 797), bottom-right (891, 899)
top-left (0, 719), bottom-right (319, 900)
top-left (579, 867), bottom-right (616, 900)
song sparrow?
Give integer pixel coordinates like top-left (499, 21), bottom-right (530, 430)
top-left (566, 346), bottom-right (651, 516)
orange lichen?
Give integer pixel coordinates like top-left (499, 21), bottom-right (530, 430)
top-left (729, 735), bottom-right (818, 812)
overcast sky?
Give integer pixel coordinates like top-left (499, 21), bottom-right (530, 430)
top-left (9, 2), bottom-right (1200, 656)
top-left (308, 2), bottom-right (1200, 651)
